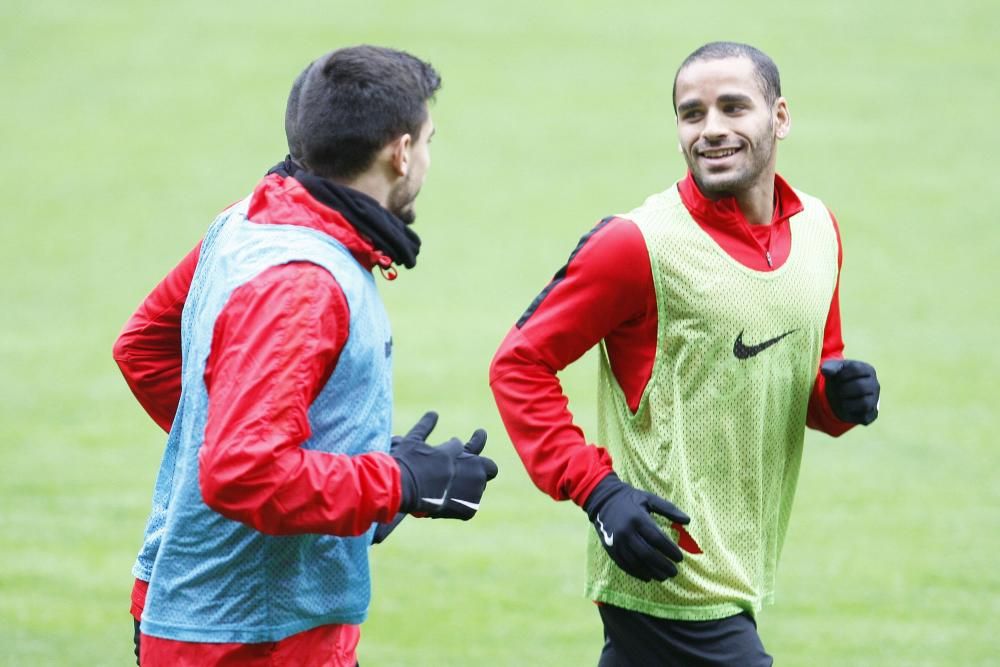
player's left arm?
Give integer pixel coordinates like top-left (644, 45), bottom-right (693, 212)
top-left (806, 210), bottom-right (880, 434)
top-left (113, 240), bottom-right (202, 433)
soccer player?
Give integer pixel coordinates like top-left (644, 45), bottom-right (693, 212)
top-left (114, 46), bottom-right (499, 667)
top-left (489, 42), bottom-right (880, 666)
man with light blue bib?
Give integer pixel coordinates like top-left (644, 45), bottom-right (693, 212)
top-left (115, 46), bottom-right (498, 666)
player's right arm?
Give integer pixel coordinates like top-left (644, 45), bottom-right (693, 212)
top-left (197, 262), bottom-right (403, 536)
top-left (488, 217), bottom-right (650, 506)
top-left (490, 217), bottom-right (689, 581)
top-left (198, 262), bottom-right (497, 536)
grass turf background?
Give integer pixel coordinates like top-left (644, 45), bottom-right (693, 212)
top-left (2, 1), bottom-right (998, 664)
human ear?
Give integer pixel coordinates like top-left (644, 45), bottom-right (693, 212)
top-left (390, 133), bottom-right (413, 177)
top-left (774, 97), bottom-right (791, 140)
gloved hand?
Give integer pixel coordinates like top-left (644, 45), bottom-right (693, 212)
top-left (372, 512), bottom-right (406, 544)
top-left (821, 359), bottom-right (880, 425)
top-left (390, 411), bottom-right (499, 520)
top-left (583, 473), bottom-right (689, 582)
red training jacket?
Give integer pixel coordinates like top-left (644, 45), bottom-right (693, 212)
top-left (115, 173), bottom-right (403, 665)
top-left (489, 172), bottom-right (854, 507)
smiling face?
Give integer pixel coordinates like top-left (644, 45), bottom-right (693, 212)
top-left (674, 56), bottom-right (789, 200)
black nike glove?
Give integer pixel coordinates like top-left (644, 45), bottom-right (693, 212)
top-left (372, 512), bottom-right (406, 544)
top-left (390, 411), bottom-right (499, 520)
top-left (582, 473), bottom-right (690, 582)
top-left (821, 359), bottom-right (880, 425)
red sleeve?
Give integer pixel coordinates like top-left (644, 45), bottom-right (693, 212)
top-left (197, 262), bottom-right (402, 537)
top-left (113, 241), bottom-right (201, 432)
top-left (806, 209), bottom-right (855, 437)
top-left (489, 217), bottom-right (653, 506)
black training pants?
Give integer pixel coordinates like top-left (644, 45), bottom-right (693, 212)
top-left (597, 604), bottom-right (773, 667)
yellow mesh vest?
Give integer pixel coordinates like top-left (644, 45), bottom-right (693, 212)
top-left (585, 183), bottom-right (839, 620)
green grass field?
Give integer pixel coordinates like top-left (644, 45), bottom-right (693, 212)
top-left (2, 1), bottom-right (998, 664)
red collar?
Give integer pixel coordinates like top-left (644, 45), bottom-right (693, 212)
top-left (245, 173), bottom-right (390, 271)
top-left (676, 171), bottom-right (803, 229)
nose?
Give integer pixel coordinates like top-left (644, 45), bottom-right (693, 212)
top-left (701, 108), bottom-right (727, 141)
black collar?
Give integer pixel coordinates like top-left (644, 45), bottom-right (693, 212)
top-left (267, 157), bottom-right (421, 269)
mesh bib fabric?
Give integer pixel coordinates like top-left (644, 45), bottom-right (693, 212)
top-left (586, 184), bottom-right (838, 620)
top-left (134, 198), bottom-right (393, 642)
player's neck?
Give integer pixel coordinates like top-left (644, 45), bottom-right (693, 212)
top-left (735, 177), bottom-right (776, 226)
top-left (336, 171), bottom-right (391, 210)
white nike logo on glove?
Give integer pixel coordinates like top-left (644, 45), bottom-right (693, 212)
top-left (421, 496), bottom-right (480, 511)
top-left (596, 515), bottom-right (614, 547)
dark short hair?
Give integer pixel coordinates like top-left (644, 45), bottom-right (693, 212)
top-left (286, 45), bottom-right (441, 179)
top-left (672, 42), bottom-right (781, 112)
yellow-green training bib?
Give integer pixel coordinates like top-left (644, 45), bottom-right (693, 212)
top-left (586, 183), bottom-right (839, 621)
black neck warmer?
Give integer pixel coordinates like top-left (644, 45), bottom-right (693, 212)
top-left (267, 156), bottom-right (421, 269)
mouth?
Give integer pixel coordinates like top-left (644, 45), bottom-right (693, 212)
top-left (697, 145), bottom-right (743, 161)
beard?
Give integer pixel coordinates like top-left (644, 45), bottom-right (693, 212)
top-left (387, 173), bottom-right (421, 225)
top-left (686, 121), bottom-right (776, 199)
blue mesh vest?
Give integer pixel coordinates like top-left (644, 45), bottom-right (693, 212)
top-left (133, 197), bottom-right (393, 643)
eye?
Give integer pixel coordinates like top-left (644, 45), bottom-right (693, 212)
top-left (680, 110), bottom-right (704, 122)
top-left (723, 103), bottom-right (747, 114)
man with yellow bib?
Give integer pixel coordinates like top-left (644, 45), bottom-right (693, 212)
top-left (490, 42), bottom-right (880, 666)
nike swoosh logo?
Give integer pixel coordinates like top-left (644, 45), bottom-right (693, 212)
top-left (423, 497), bottom-right (480, 511)
top-left (596, 515), bottom-right (614, 547)
top-left (450, 498), bottom-right (480, 511)
top-left (733, 329), bottom-right (797, 360)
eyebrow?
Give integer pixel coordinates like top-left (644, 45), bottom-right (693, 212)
top-left (677, 92), bottom-right (756, 115)
top-left (676, 99), bottom-right (701, 115)
top-left (717, 93), bottom-right (755, 106)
